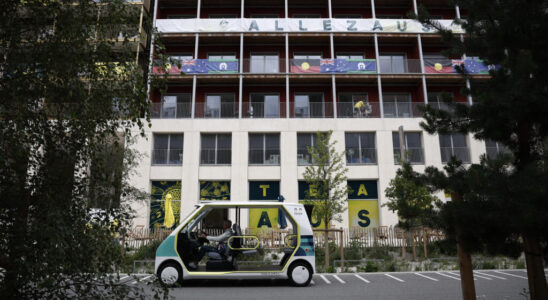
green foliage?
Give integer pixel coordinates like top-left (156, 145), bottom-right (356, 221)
top-left (302, 131), bottom-right (350, 227)
top-left (364, 261), bottom-right (379, 272)
top-left (384, 161), bottom-right (441, 230)
top-left (0, 0), bottom-right (167, 298)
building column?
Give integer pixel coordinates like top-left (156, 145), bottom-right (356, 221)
top-left (285, 33), bottom-right (290, 118)
top-left (413, 0), bottom-right (429, 104)
top-left (370, 0), bottom-right (376, 18)
top-left (374, 33), bottom-right (383, 117)
top-left (239, 33), bottom-right (243, 118)
top-left (196, 0), bottom-right (201, 18)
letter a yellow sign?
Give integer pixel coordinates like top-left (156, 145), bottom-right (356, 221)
top-left (357, 184), bottom-right (368, 196)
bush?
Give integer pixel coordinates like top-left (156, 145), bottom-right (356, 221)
top-left (365, 261), bottom-right (379, 272)
top-left (481, 260), bottom-right (497, 269)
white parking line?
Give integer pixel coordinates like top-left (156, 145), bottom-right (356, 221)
top-left (415, 273), bottom-right (438, 281)
top-left (333, 275), bottom-right (346, 284)
top-left (127, 280), bottom-right (137, 285)
top-left (119, 275), bottom-right (129, 282)
top-left (471, 273), bottom-right (493, 280)
top-left (320, 275), bottom-right (331, 284)
top-left (141, 275), bottom-right (153, 282)
top-left (354, 274), bottom-right (370, 283)
top-left (474, 271), bottom-right (506, 280)
top-left (436, 272), bottom-right (461, 281)
top-left (449, 271), bottom-right (477, 280)
top-left (494, 271), bottom-right (528, 279)
top-left (385, 274), bottom-right (405, 282)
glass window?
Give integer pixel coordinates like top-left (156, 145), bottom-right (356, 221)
top-left (392, 132), bottom-right (424, 164)
top-left (249, 94), bottom-right (280, 118)
top-left (205, 94), bottom-right (235, 118)
top-left (345, 132), bottom-right (376, 164)
top-left (152, 134), bottom-right (183, 165)
top-left (297, 133), bottom-right (319, 165)
top-left (159, 93), bottom-right (191, 118)
top-left (295, 93), bottom-right (323, 118)
top-left (485, 140), bottom-right (510, 160)
top-left (208, 53), bottom-right (237, 60)
top-left (249, 133), bottom-right (280, 165)
top-left (201, 134), bottom-right (232, 165)
top-left (250, 54), bottom-right (279, 73)
top-left (294, 53), bottom-right (322, 60)
top-left (382, 93), bottom-right (412, 118)
top-left (338, 93), bottom-right (369, 118)
top-left (380, 54), bottom-right (406, 73)
top-left (336, 53), bottom-right (365, 60)
top-left (439, 133), bottom-right (470, 163)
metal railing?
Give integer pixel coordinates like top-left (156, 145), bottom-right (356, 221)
top-left (242, 58), bottom-right (286, 73)
top-left (249, 149), bottom-right (281, 165)
top-left (379, 58), bottom-right (422, 74)
top-left (290, 102), bottom-right (333, 118)
top-left (242, 101), bottom-right (284, 118)
top-left (382, 102), bottom-right (423, 118)
top-left (345, 148), bottom-right (377, 164)
top-left (195, 102), bottom-right (238, 118)
top-left (200, 148), bottom-right (232, 165)
top-left (440, 147), bottom-right (471, 163)
top-left (393, 147), bottom-right (425, 164)
top-left (150, 102), bottom-right (191, 118)
top-left (151, 149), bottom-right (183, 165)
top-left (337, 101), bottom-right (381, 118)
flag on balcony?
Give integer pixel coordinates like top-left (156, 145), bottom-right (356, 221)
top-left (291, 59), bottom-right (321, 73)
top-left (320, 59), bottom-right (336, 72)
top-left (338, 59), bottom-right (377, 74)
top-left (463, 59), bottom-right (490, 74)
top-left (181, 59), bottom-right (197, 73)
top-left (203, 59), bottom-right (239, 74)
top-left (424, 57), bottom-right (454, 73)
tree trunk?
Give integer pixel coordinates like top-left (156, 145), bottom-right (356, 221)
top-left (457, 241), bottom-right (476, 300)
top-left (324, 229), bottom-right (329, 270)
top-left (523, 235), bottom-right (548, 300)
top-left (411, 229), bottom-right (417, 262)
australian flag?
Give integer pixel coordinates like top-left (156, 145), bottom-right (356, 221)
top-left (463, 59), bottom-right (490, 74)
top-left (320, 59), bottom-right (336, 73)
top-left (179, 59), bottom-right (238, 74)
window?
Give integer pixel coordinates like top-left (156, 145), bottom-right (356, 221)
top-left (428, 93), bottom-right (457, 114)
top-left (250, 53), bottom-right (279, 73)
top-left (392, 132), bottom-right (424, 164)
top-left (379, 54), bottom-right (406, 73)
top-left (345, 133), bottom-right (377, 164)
top-left (168, 53), bottom-right (193, 62)
top-left (294, 53), bottom-right (322, 60)
top-left (485, 140), bottom-right (510, 160)
top-left (439, 133), bottom-right (470, 163)
top-left (249, 133), bottom-right (280, 165)
top-left (297, 133), bottom-right (320, 165)
top-left (336, 53), bottom-right (365, 60)
top-left (208, 53), bottom-right (237, 60)
top-left (333, 14), bottom-right (362, 19)
top-left (292, 14), bottom-right (321, 18)
top-left (294, 93), bottom-right (323, 118)
top-left (152, 134), bottom-right (184, 165)
top-left (205, 94), bottom-right (235, 118)
top-left (200, 134), bottom-right (231, 165)
top-left (338, 93), bottom-right (369, 118)
top-left (383, 93), bottom-right (412, 118)
top-left (155, 93), bottom-right (191, 118)
top-left (249, 94), bottom-right (280, 118)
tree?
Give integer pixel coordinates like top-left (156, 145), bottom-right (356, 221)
top-left (384, 161), bottom-right (440, 260)
top-left (302, 131), bottom-right (349, 270)
top-left (0, 0), bottom-right (166, 298)
top-left (413, 1), bottom-right (548, 298)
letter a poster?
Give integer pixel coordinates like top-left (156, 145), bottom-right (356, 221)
top-left (347, 180), bottom-right (379, 228)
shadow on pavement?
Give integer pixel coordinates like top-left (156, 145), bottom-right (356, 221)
top-left (176, 279), bottom-right (294, 288)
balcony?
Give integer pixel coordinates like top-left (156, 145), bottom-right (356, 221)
top-left (242, 58), bottom-right (286, 73)
top-left (150, 102), bottom-right (191, 118)
top-left (393, 148), bottom-right (425, 164)
top-left (152, 58), bottom-right (239, 75)
top-left (379, 58), bottom-right (422, 74)
top-left (382, 102), bottom-right (423, 118)
top-left (290, 102), bottom-right (333, 118)
top-left (242, 102), bottom-right (284, 118)
top-left (195, 102), bottom-right (238, 118)
top-left (423, 58), bottom-right (495, 74)
top-left (337, 102), bottom-right (381, 118)
top-left (151, 149), bottom-right (183, 165)
top-left (440, 147), bottom-right (471, 164)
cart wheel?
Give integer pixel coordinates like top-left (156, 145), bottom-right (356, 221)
top-left (288, 261), bottom-right (312, 287)
top-left (157, 261), bottom-right (182, 287)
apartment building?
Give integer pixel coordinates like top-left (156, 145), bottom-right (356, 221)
top-left (130, 0), bottom-right (504, 231)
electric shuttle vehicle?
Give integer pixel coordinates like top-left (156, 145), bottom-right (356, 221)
top-left (154, 202), bottom-right (315, 287)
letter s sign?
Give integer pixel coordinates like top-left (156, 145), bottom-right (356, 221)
top-left (357, 209), bottom-right (370, 227)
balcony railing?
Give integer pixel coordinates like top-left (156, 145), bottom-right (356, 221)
top-left (152, 149), bottom-right (183, 165)
top-left (291, 102), bottom-right (333, 118)
top-left (424, 58), bottom-right (495, 74)
top-left (195, 102), bottom-right (238, 118)
top-left (337, 102), bottom-right (381, 118)
top-left (393, 148), bottom-right (425, 164)
top-left (152, 58), bottom-right (239, 75)
top-left (242, 58), bottom-right (286, 73)
top-left (382, 102), bottom-right (423, 118)
top-left (379, 58), bottom-right (422, 74)
top-left (440, 147), bottom-right (471, 164)
top-left (346, 148), bottom-right (377, 164)
top-left (242, 102), bottom-right (285, 118)
top-left (200, 148), bottom-right (232, 165)
top-left (249, 149), bottom-right (280, 165)
top-left (150, 102), bottom-right (191, 118)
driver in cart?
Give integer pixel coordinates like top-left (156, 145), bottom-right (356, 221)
top-left (188, 220), bottom-right (232, 270)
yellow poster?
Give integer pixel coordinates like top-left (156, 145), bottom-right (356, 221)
top-left (248, 208), bottom-right (279, 229)
top-left (348, 200), bottom-right (379, 228)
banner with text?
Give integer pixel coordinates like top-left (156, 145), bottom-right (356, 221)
top-left (157, 18), bottom-right (464, 34)
top-left (348, 180), bottom-right (379, 228)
